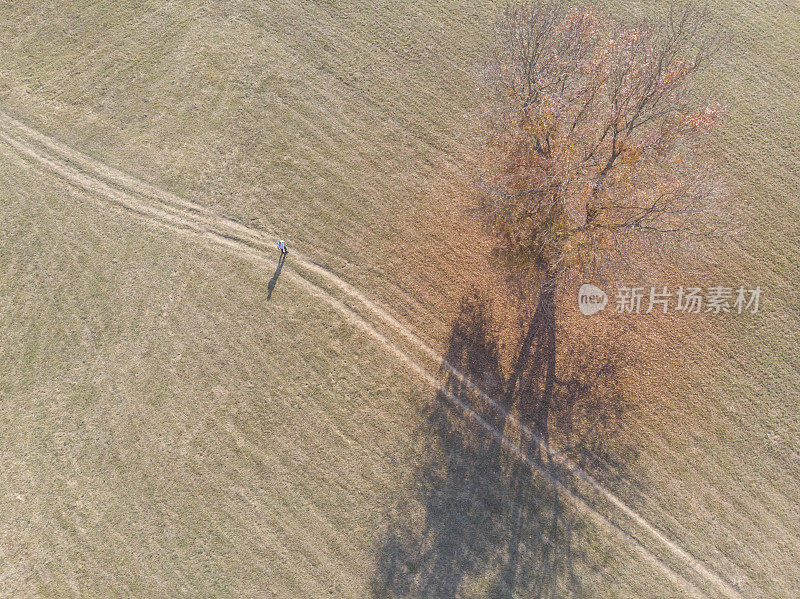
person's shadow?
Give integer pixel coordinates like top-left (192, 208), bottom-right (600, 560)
top-left (267, 253), bottom-right (286, 300)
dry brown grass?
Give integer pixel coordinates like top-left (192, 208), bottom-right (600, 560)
top-left (0, 0), bottom-right (798, 597)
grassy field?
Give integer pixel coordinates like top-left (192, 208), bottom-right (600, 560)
top-left (0, 0), bottom-right (798, 597)
top-left (0, 134), bottom-right (689, 598)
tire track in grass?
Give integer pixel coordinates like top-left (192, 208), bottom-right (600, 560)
top-left (0, 109), bottom-right (745, 599)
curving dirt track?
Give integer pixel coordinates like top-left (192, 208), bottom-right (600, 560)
top-left (0, 109), bottom-right (746, 599)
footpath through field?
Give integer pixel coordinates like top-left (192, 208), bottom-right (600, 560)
top-left (0, 108), bottom-right (746, 599)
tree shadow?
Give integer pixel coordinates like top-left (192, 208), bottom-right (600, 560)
top-left (371, 286), bottom-right (634, 598)
top-left (267, 252), bottom-right (285, 300)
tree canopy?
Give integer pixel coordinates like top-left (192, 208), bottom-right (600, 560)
top-left (478, 3), bottom-right (725, 279)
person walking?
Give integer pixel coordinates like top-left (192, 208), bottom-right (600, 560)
top-left (276, 239), bottom-right (288, 255)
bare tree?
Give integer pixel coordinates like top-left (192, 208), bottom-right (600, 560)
top-left (474, 2), bottom-right (726, 436)
top-left (478, 2), bottom-right (725, 282)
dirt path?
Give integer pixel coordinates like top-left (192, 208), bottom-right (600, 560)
top-left (0, 109), bottom-right (745, 599)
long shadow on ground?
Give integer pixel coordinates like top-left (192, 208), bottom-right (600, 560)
top-left (267, 252), bottom-right (285, 300)
top-left (371, 288), bottom-right (635, 598)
